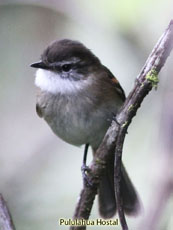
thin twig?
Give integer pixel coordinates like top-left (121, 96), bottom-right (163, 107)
top-left (71, 20), bottom-right (173, 230)
top-left (0, 194), bottom-right (16, 230)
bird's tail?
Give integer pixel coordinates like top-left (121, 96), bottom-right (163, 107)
top-left (98, 153), bottom-right (140, 218)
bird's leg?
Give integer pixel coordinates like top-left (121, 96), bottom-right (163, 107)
top-left (112, 112), bottom-right (128, 134)
top-left (111, 112), bottom-right (120, 125)
top-left (81, 144), bottom-right (92, 186)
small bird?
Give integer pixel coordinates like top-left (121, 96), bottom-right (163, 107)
top-left (31, 39), bottom-right (140, 218)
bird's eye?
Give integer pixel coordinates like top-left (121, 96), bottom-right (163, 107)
top-left (62, 64), bottom-right (72, 72)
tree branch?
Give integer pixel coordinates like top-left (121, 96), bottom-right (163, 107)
top-left (0, 194), bottom-right (16, 230)
top-left (114, 20), bottom-right (173, 230)
top-left (70, 20), bottom-right (173, 230)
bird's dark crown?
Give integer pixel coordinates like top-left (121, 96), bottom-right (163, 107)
top-left (30, 39), bottom-right (102, 78)
top-left (41, 39), bottom-right (100, 65)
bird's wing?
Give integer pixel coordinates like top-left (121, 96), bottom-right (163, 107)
top-left (102, 65), bottom-right (126, 101)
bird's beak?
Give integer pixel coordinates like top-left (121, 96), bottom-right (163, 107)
top-left (30, 61), bottom-right (49, 70)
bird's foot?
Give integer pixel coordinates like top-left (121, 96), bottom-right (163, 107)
top-left (81, 164), bottom-right (93, 187)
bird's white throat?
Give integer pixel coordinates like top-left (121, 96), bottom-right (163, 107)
top-left (35, 69), bottom-right (90, 94)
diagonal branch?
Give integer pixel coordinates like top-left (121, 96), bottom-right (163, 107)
top-left (0, 194), bottom-right (16, 230)
top-left (113, 20), bottom-right (173, 230)
top-left (70, 20), bottom-right (173, 230)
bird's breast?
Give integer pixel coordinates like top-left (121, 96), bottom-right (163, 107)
top-left (36, 90), bottom-right (113, 148)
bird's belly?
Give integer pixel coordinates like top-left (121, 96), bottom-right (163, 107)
top-left (37, 92), bottom-right (116, 149)
top-left (46, 109), bottom-right (109, 148)
top-left (43, 105), bottom-right (110, 149)
top-left (48, 116), bottom-right (89, 146)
